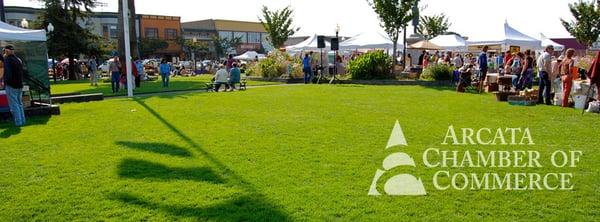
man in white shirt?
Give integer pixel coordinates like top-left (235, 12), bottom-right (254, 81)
top-left (214, 64), bottom-right (229, 92)
top-left (537, 45), bottom-right (554, 105)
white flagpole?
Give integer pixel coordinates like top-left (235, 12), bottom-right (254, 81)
top-left (123, 0), bottom-right (133, 97)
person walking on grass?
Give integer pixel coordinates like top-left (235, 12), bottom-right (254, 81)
top-left (228, 63), bottom-right (241, 91)
top-left (3, 45), bottom-right (26, 127)
top-left (109, 56), bottom-right (121, 93)
top-left (303, 53), bottom-right (312, 84)
top-left (89, 56), bottom-right (98, 86)
top-left (214, 64), bottom-right (229, 92)
top-left (537, 45), bottom-right (554, 105)
top-left (159, 59), bottom-right (170, 87)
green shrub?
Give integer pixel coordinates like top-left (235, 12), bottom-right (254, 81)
top-left (246, 50), bottom-right (302, 79)
top-left (420, 64), bottom-right (453, 81)
top-left (347, 51), bottom-right (393, 80)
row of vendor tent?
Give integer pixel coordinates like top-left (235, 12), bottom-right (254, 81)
top-left (285, 22), bottom-right (564, 52)
top-left (233, 51), bottom-right (266, 61)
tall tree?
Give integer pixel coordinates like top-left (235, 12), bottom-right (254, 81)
top-left (561, 0), bottom-right (600, 48)
top-left (37, 0), bottom-right (98, 80)
top-left (367, 0), bottom-right (418, 69)
top-left (138, 38), bottom-right (168, 58)
top-left (417, 14), bottom-right (451, 39)
top-left (259, 6), bottom-right (298, 50)
top-left (118, 0), bottom-right (139, 61)
top-left (211, 35), bottom-right (242, 59)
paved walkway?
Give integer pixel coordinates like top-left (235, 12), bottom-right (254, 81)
top-left (108, 83), bottom-right (304, 99)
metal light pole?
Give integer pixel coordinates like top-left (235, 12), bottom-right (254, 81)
top-left (122, 0), bottom-right (134, 97)
top-left (331, 24), bottom-right (340, 84)
top-left (47, 23), bottom-right (57, 83)
top-left (192, 37), bottom-right (197, 74)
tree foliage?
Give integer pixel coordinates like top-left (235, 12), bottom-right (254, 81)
top-left (417, 14), bottom-right (452, 39)
top-left (259, 6), bottom-right (298, 49)
top-left (179, 37), bottom-right (209, 60)
top-left (139, 38), bottom-right (168, 58)
top-left (367, 0), bottom-right (418, 69)
top-left (36, 0), bottom-right (99, 80)
top-left (561, 0), bottom-right (600, 48)
top-left (211, 35), bottom-right (242, 58)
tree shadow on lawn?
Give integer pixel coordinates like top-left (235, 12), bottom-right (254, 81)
top-left (108, 98), bottom-right (291, 220)
top-left (118, 158), bottom-right (224, 183)
top-left (116, 141), bottom-right (193, 157)
top-left (109, 192), bottom-right (290, 221)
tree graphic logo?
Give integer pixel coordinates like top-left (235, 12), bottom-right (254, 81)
top-left (368, 120), bottom-right (427, 196)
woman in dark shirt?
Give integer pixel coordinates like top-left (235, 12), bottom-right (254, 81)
top-left (519, 50), bottom-right (535, 90)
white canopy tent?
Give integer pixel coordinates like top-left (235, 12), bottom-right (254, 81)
top-left (233, 51), bottom-right (265, 61)
top-left (467, 22), bottom-right (541, 51)
top-left (0, 21), bottom-right (46, 41)
top-left (285, 34), bottom-right (330, 51)
top-left (540, 33), bottom-right (564, 51)
top-left (430, 34), bottom-right (468, 52)
top-left (339, 31), bottom-right (398, 50)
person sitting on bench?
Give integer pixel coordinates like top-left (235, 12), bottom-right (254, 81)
top-left (214, 64), bottom-right (229, 92)
top-left (228, 63), bottom-right (241, 91)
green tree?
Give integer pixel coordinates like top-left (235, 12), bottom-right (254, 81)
top-left (259, 6), bottom-right (298, 49)
top-left (37, 0), bottom-right (99, 80)
top-left (417, 14), bottom-right (452, 39)
top-left (367, 0), bottom-right (418, 70)
top-left (211, 35), bottom-right (242, 59)
top-left (561, 0), bottom-right (600, 48)
top-left (139, 38), bottom-right (168, 58)
top-left (180, 38), bottom-right (209, 61)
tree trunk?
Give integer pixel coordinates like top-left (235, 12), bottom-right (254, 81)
top-left (392, 40), bottom-right (398, 75)
top-left (118, 0), bottom-right (139, 62)
top-left (68, 55), bottom-right (76, 80)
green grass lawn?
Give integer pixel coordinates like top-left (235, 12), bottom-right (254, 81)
top-left (1, 85), bottom-right (599, 221)
top-left (49, 74), bottom-right (282, 96)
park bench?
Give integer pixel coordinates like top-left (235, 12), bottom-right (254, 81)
top-left (205, 78), bottom-right (247, 92)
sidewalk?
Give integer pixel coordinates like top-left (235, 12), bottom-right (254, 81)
top-left (108, 83), bottom-right (304, 99)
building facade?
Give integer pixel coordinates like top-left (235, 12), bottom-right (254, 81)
top-left (4, 6), bottom-right (182, 59)
top-left (139, 14), bottom-right (182, 59)
top-left (182, 19), bottom-right (273, 57)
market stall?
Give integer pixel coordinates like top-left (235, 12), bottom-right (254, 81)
top-left (540, 33), bottom-right (564, 51)
top-left (233, 51), bottom-right (266, 61)
top-left (430, 34), bottom-right (468, 52)
top-left (339, 31), bottom-right (396, 50)
top-left (467, 22), bottom-right (542, 52)
top-left (0, 21), bottom-right (52, 114)
top-left (285, 34), bottom-right (330, 51)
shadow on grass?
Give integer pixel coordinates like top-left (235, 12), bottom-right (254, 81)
top-left (0, 115), bottom-right (51, 138)
top-left (109, 192), bottom-right (290, 221)
top-left (118, 158), bottom-right (223, 183)
top-left (0, 126), bottom-right (21, 138)
top-left (116, 141), bottom-right (193, 157)
top-left (111, 99), bottom-right (290, 220)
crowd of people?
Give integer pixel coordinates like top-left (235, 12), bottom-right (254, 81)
top-left (414, 45), bottom-right (599, 108)
top-left (211, 55), bottom-right (242, 92)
